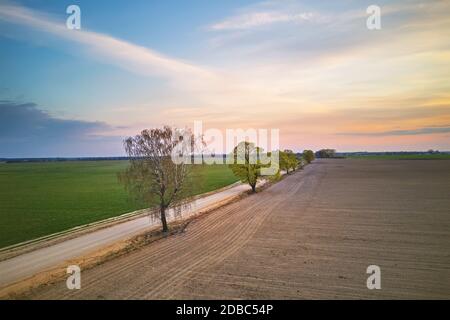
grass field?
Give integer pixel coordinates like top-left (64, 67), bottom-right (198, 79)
top-left (345, 154), bottom-right (450, 160)
top-left (0, 161), bottom-right (238, 248)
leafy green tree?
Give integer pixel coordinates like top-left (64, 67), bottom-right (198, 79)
top-left (280, 149), bottom-right (299, 173)
top-left (302, 150), bottom-right (315, 164)
top-left (286, 150), bottom-right (299, 172)
top-left (279, 150), bottom-right (291, 174)
top-left (228, 141), bottom-right (262, 193)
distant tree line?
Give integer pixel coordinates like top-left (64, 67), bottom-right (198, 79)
top-left (336, 150), bottom-right (449, 157)
top-left (2, 157), bottom-right (130, 163)
top-left (315, 149), bottom-right (336, 158)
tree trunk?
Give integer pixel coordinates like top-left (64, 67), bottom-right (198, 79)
top-left (160, 205), bottom-right (169, 232)
top-left (251, 183), bottom-right (256, 193)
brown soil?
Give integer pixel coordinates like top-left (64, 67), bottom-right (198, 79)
top-left (21, 159), bottom-right (450, 299)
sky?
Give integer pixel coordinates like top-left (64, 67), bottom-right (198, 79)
top-left (0, 0), bottom-right (449, 157)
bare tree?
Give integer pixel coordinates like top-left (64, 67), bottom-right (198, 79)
top-left (119, 126), bottom-right (195, 232)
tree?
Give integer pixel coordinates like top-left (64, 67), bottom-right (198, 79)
top-left (280, 150), bottom-right (299, 173)
top-left (228, 141), bottom-right (262, 193)
top-left (298, 156), bottom-right (306, 169)
top-left (279, 150), bottom-right (291, 174)
top-left (287, 151), bottom-right (299, 172)
top-left (315, 149), bottom-right (336, 158)
top-left (119, 126), bottom-right (194, 232)
top-left (302, 150), bottom-right (315, 164)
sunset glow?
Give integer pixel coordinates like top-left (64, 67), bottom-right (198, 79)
top-left (1, 0), bottom-right (449, 156)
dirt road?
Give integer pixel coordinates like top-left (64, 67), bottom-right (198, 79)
top-left (28, 159), bottom-right (450, 299)
top-left (0, 182), bottom-right (256, 288)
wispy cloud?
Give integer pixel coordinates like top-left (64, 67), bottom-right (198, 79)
top-left (209, 11), bottom-right (315, 31)
top-left (338, 126), bottom-right (450, 137)
top-left (0, 2), bottom-right (294, 107)
top-left (0, 3), bottom-right (214, 83)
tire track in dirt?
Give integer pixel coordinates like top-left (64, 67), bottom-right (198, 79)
top-left (51, 196), bottom-right (264, 297)
top-left (136, 178), bottom-right (304, 299)
top-left (36, 170), bottom-right (306, 299)
top-left (76, 197), bottom-right (272, 296)
top-left (29, 159), bottom-right (450, 299)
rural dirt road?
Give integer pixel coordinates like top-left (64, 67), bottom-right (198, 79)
top-left (22, 160), bottom-right (450, 299)
top-left (0, 181), bottom-right (256, 288)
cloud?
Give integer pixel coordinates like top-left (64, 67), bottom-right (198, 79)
top-left (0, 101), bottom-right (123, 157)
top-left (0, 101), bottom-right (108, 137)
top-left (337, 126), bottom-right (450, 137)
top-left (207, 0), bottom-right (450, 61)
top-left (209, 11), bottom-right (315, 31)
top-left (0, 2), bottom-right (282, 107)
top-left (0, 3), bottom-right (215, 84)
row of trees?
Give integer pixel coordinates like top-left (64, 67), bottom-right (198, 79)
top-left (280, 149), bottom-right (299, 174)
top-left (228, 142), bottom-right (315, 195)
top-left (120, 127), bottom-right (317, 232)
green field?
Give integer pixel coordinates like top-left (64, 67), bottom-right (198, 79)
top-left (0, 161), bottom-right (238, 248)
top-left (345, 154), bottom-right (450, 160)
